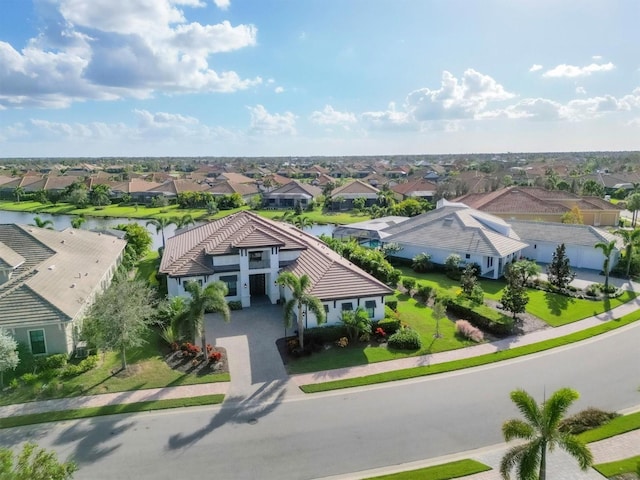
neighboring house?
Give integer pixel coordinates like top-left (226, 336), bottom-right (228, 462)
top-left (382, 203), bottom-right (528, 279)
top-left (329, 180), bottom-right (380, 210)
top-left (215, 172), bottom-right (256, 184)
top-left (207, 180), bottom-right (260, 202)
top-left (391, 179), bottom-right (439, 201)
top-left (509, 220), bottom-right (621, 270)
top-left (159, 211), bottom-right (392, 327)
top-left (262, 181), bottom-right (322, 209)
top-left (0, 225), bottom-right (126, 355)
top-left (333, 216), bottom-right (410, 247)
top-left (455, 186), bottom-right (621, 227)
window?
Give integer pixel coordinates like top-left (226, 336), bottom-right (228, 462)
top-left (29, 329), bottom-right (46, 355)
top-left (249, 251), bottom-right (263, 261)
top-left (341, 302), bottom-right (353, 311)
top-left (220, 275), bottom-right (238, 296)
top-left (486, 257), bottom-right (494, 268)
top-left (365, 300), bottom-right (376, 318)
top-left (323, 304), bottom-right (329, 314)
top-left (465, 253), bottom-right (471, 259)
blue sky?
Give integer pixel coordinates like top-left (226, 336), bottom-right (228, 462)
top-left (1, 0), bottom-right (639, 157)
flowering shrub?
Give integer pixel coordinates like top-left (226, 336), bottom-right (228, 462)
top-left (208, 351), bottom-right (222, 363)
top-left (455, 320), bottom-right (484, 343)
top-left (374, 327), bottom-right (386, 338)
top-left (206, 344), bottom-right (213, 353)
top-left (181, 342), bottom-right (201, 358)
top-left (335, 337), bottom-right (349, 348)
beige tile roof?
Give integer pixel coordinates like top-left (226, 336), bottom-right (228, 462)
top-left (160, 211), bottom-right (393, 300)
top-left (43, 176), bottom-right (81, 191)
top-left (331, 180), bottom-right (380, 198)
top-left (0, 241), bottom-right (25, 269)
top-left (217, 172), bottom-right (255, 184)
top-left (207, 180), bottom-right (259, 196)
top-left (0, 225), bottom-right (126, 327)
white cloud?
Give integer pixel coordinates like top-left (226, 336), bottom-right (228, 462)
top-left (247, 105), bottom-right (297, 135)
top-left (213, 0), bottom-right (230, 10)
top-left (361, 102), bottom-right (415, 131)
top-left (543, 62), bottom-right (615, 78)
top-left (405, 69), bottom-right (514, 121)
top-left (592, 55), bottom-right (602, 61)
top-left (529, 64), bottom-right (543, 72)
top-left (0, 0), bottom-right (260, 108)
top-left (310, 105), bottom-right (356, 126)
top-left (576, 86), bottom-right (587, 95)
top-left (274, 86), bottom-right (284, 94)
top-left (480, 98), bottom-right (563, 121)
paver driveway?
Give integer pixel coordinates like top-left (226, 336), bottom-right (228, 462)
top-left (205, 299), bottom-right (303, 402)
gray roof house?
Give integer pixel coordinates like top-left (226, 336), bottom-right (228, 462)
top-left (333, 216), bottom-right (410, 247)
top-left (262, 181), bottom-right (322, 209)
top-left (159, 211), bottom-right (393, 327)
top-left (0, 225), bottom-right (127, 355)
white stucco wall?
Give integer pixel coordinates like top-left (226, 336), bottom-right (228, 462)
top-left (521, 241), bottom-right (619, 271)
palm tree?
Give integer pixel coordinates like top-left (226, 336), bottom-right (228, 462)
top-left (13, 186), bottom-right (25, 203)
top-left (146, 217), bottom-right (176, 249)
top-left (500, 387), bottom-right (593, 480)
top-left (71, 215), bottom-right (86, 229)
top-left (614, 228), bottom-right (640, 277)
top-left (172, 214), bottom-right (196, 230)
top-left (276, 272), bottom-right (325, 350)
top-left (173, 281), bottom-right (231, 357)
top-left (292, 216), bottom-right (313, 230)
top-left (594, 240), bottom-right (617, 291)
top-left (30, 216), bottom-right (54, 229)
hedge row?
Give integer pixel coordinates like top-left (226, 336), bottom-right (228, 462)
top-left (442, 296), bottom-right (514, 336)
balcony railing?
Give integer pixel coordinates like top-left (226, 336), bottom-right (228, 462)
top-left (248, 259), bottom-right (270, 269)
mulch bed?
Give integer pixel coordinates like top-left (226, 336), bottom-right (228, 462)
top-left (163, 346), bottom-right (229, 376)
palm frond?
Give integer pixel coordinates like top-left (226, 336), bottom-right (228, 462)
top-left (543, 387), bottom-right (579, 431)
top-left (304, 294), bottom-right (326, 325)
top-left (510, 389), bottom-right (543, 429)
top-left (500, 444), bottom-right (528, 480)
top-left (283, 300), bottom-right (296, 328)
top-left (502, 419), bottom-right (535, 442)
top-left (558, 433), bottom-right (593, 470)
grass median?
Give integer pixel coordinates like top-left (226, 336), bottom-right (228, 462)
top-left (0, 394), bottom-right (224, 429)
top-left (593, 455), bottom-right (640, 478)
top-left (300, 309), bottom-right (640, 393)
top-left (364, 459), bottom-right (491, 480)
top-left (577, 411), bottom-right (640, 443)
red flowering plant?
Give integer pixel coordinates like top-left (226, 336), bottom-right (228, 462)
top-left (208, 351), bottom-right (222, 363)
top-left (375, 327), bottom-right (386, 338)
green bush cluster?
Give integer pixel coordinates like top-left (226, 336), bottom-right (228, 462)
top-left (416, 284), bottom-right (433, 302)
top-left (227, 300), bottom-right (243, 310)
top-left (388, 326), bottom-right (422, 350)
top-left (385, 296), bottom-right (398, 311)
top-left (372, 318), bottom-right (401, 336)
top-left (61, 355), bottom-right (98, 377)
top-left (559, 408), bottom-right (620, 434)
top-left (443, 296), bottom-right (514, 336)
top-left (304, 325), bottom-right (349, 344)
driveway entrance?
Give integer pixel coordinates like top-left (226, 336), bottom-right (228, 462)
top-left (205, 303), bottom-right (302, 402)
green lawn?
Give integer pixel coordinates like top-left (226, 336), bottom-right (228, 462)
top-left (0, 395), bottom-right (224, 429)
top-left (1, 328), bottom-right (229, 407)
top-left (365, 459), bottom-right (491, 480)
top-left (135, 251), bottom-right (160, 286)
top-left (396, 267), bottom-right (637, 326)
top-left (287, 294), bottom-right (474, 374)
top-left (578, 411), bottom-right (640, 443)
top-left (299, 308), bottom-right (640, 393)
top-left (593, 455), bottom-right (640, 478)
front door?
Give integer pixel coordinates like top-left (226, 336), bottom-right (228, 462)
top-left (249, 273), bottom-right (266, 296)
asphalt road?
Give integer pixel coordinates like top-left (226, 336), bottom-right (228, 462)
top-left (2, 322), bottom-right (639, 480)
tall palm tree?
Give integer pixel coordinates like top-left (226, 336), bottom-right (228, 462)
top-left (276, 272), bottom-right (325, 350)
top-left (173, 281), bottom-right (230, 357)
top-left (12, 186), bottom-right (25, 203)
top-left (145, 217), bottom-right (176, 249)
top-left (172, 214), bottom-right (196, 230)
top-left (615, 228), bottom-right (640, 277)
top-left (501, 387), bottom-right (593, 480)
top-left (71, 215), bottom-right (86, 229)
top-left (30, 216), bottom-right (54, 229)
top-left (594, 240), bottom-right (617, 290)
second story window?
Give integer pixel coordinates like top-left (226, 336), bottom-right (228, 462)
top-left (249, 251), bottom-right (263, 262)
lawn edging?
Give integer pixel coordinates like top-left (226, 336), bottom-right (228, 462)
top-left (0, 394), bottom-right (224, 429)
top-left (300, 310), bottom-right (640, 393)
top-left (593, 455), bottom-right (640, 478)
top-left (364, 459), bottom-right (491, 480)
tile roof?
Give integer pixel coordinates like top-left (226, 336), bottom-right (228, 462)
top-left (0, 241), bottom-right (25, 269)
top-left (331, 180), bottom-right (380, 197)
top-left (207, 180), bottom-right (259, 196)
top-left (508, 220), bottom-right (623, 249)
top-left (160, 211), bottom-right (393, 300)
top-left (391, 179), bottom-right (438, 196)
top-left (217, 172), bottom-right (255, 184)
top-left (265, 180), bottom-right (322, 197)
top-left (383, 206), bottom-right (528, 257)
top-left (0, 225), bottom-right (127, 327)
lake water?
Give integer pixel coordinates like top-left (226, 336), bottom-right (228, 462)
top-left (0, 210), bottom-right (335, 250)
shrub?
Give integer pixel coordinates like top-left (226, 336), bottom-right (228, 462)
top-left (455, 320), bottom-right (484, 343)
top-left (36, 353), bottom-right (68, 372)
top-left (416, 284), bottom-right (433, 303)
top-left (227, 301), bottom-right (243, 310)
top-left (388, 327), bottom-right (422, 350)
top-left (20, 373), bottom-right (39, 385)
top-left (305, 325), bottom-right (349, 344)
top-left (335, 337), bottom-right (349, 348)
top-left (559, 408), bottom-right (620, 434)
top-left (444, 297), bottom-right (513, 336)
top-left (159, 325), bottom-right (179, 346)
top-left (208, 351), bottom-right (222, 363)
top-left (373, 318), bottom-right (401, 335)
top-left (385, 296), bottom-right (398, 311)
top-left (384, 305), bottom-right (398, 319)
top-left (401, 278), bottom-right (416, 295)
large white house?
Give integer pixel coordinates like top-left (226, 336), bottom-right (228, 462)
top-left (0, 225), bottom-right (126, 355)
top-left (159, 211), bottom-right (393, 328)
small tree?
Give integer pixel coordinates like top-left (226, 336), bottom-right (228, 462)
top-left (86, 277), bottom-right (158, 370)
top-left (505, 260), bottom-right (540, 288)
top-left (0, 328), bottom-right (19, 387)
top-left (547, 243), bottom-right (575, 289)
top-left (431, 299), bottom-right (447, 338)
top-left (561, 206), bottom-right (584, 224)
top-left (352, 196), bottom-right (366, 213)
top-left (445, 253), bottom-right (462, 279)
top-left (627, 192), bottom-right (640, 227)
top-left (615, 228), bottom-right (640, 277)
top-left (340, 307), bottom-right (371, 342)
top-left (0, 442), bottom-right (77, 480)
top-left (460, 264), bottom-right (478, 297)
top-left (500, 283), bottom-right (529, 319)
top-left (595, 240), bottom-right (617, 291)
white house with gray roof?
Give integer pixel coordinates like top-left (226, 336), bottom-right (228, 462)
top-left (383, 205), bottom-right (528, 279)
top-left (159, 211), bottom-right (393, 328)
top-left (0, 225), bottom-right (126, 355)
